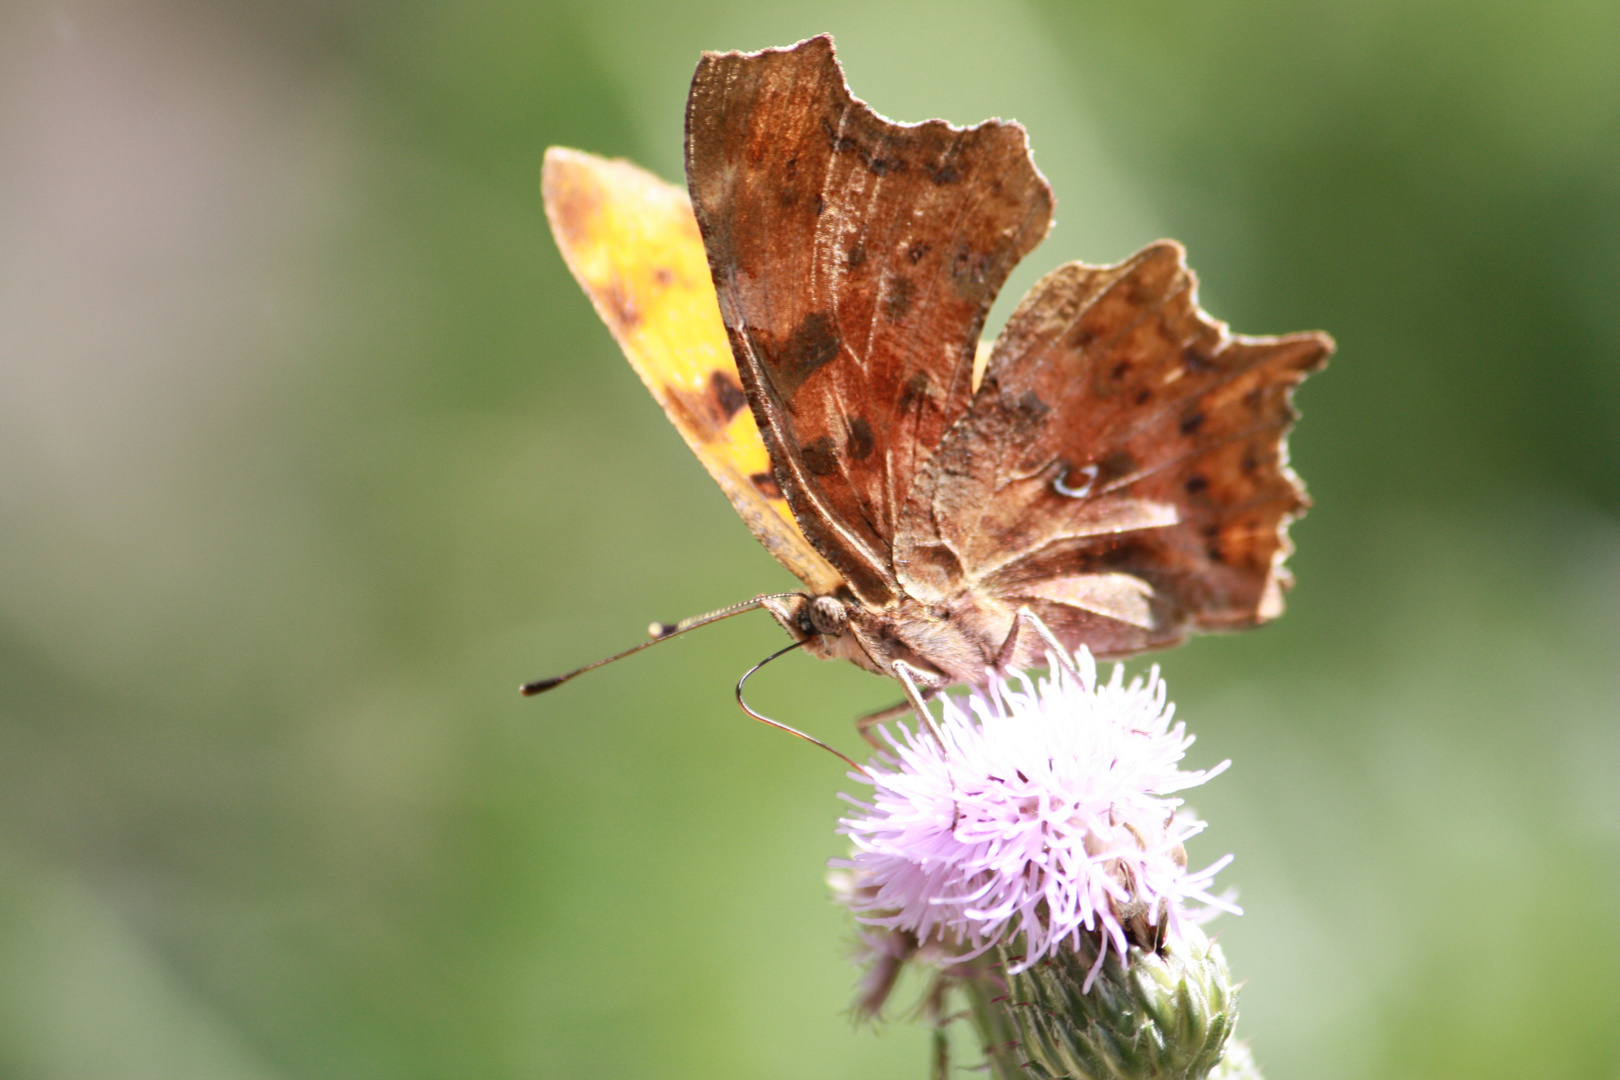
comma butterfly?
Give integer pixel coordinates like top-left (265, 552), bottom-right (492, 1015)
top-left (534, 36), bottom-right (1331, 727)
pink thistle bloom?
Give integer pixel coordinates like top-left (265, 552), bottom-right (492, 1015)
top-left (835, 648), bottom-right (1239, 989)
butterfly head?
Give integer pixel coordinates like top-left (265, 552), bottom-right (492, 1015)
top-left (760, 591), bottom-right (912, 681)
top-left (761, 592), bottom-right (853, 658)
top-left (807, 595), bottom-right (849, 637)
top-left (760, 591), bottom-right (976, 693)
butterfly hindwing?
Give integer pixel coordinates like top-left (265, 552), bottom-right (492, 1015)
top-left (685, 35), bottom-right (1054, 607)
top-left (542, 147), bottom-right (842, 594)
top-left (901, 241), bottom-right (1332, 657)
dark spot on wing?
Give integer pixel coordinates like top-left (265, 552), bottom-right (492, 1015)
top-left (1016, 390), bottom-right (1050, 420)
top-left (653, 267), bottom-right (673, 287)
top-left (907, 242), bottom-right (931, 265)
top-left (602, 280), bottom-right (639, 330)
top-left (883, 276), bottom-right (915, 323)
top-left (846, 417), bottom-right (875, 461)
top-left (1072, 533), bottom-right (1157, 576)
top-left (950, 243), bottom-right (991, 288)
top-left (760, 311), bottom-right (841, 398)
top-left (819, 116), bottom-right (907, 175)
top-left (1006, 390), bottom-right (1050, 437)
top-left (1184, 474), bottom-right (1208, 495)
top-left (1205, 542), bottom-right (1226, 564)
top-left (814, 194), bottom-right (826, 216)
top-left (1134, 388), bottom-right (1153, 405)
top-left (846, 240), bottom-right (866, 269)
top-left (1184, 340), bottom-right (1219, 372)
top-left (1111, 360), bottom-right (1131, 381)
top-left (750, 471), bottom-right (782, 499)
top-left (803, 435), bottom-right (840, 476)
top-left (708, 370), bottom-right (747, 423)
top-left (1127, 274), bottom-right (1158, 306)
top-left (1241, 451), bottom-right (1260, 474)
top-left (1179, 411), bottom-right (1206, 435)
top-left (924, 141), bottom-right (966, 186)
top-left (899, 371), bottom-right (931, 412)
top-left (1096, 449), bottom-right (1137, 485)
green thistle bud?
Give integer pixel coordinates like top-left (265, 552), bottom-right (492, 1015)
top-left (963, 925), bottom-right (1242, 1080)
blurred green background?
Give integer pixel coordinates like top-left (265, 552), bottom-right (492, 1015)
top-left (1, 1), bottom-right (1616, 1077)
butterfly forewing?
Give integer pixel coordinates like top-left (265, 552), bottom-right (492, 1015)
top-left (542, 147), bottom-right (842, 593)
top-left (685, 35), bottom-right (1053, 608)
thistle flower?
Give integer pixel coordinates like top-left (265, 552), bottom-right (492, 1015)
top-left (835, 648), bottom-right (1238, 990)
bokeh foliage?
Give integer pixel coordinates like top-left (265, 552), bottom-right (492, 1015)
top-left (0, 1), bottom-right (1615, 1078)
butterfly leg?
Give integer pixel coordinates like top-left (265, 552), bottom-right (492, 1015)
top-left (892, 660), bottom-right (948, 751)
top-left (995, 606), bottom-right (1079, 674)
top-left (855, 693), bottom-right (937, 751)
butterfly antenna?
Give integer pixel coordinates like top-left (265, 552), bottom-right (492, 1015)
top-left (520, 593), bottom-right (799, 696)
top-left (736, 641), bottom-right (870, 777)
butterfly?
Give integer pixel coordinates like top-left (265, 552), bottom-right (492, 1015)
top-left (535, 35), bottom-right (1330, 729)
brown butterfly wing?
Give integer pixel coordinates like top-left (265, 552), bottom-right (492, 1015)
top-left (685, 35), bottom-right (1053, 607)
top-left (898, 241), bottom-right (1332, 658)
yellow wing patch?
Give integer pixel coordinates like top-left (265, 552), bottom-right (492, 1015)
top-left (541, 147), bottom-right (842, 594)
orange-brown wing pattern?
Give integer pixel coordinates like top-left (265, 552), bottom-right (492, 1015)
top-left (542, 147), bottom-right (842, 594)
top-left (685, 36), bottom-right (1053, 607)
top-left (899, 241), bottom-right (1332, 657)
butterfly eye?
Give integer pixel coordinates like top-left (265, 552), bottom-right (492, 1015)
top-left (809, 595), bottom-right (849, 636)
